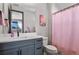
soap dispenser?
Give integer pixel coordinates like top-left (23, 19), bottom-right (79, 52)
top-left (11, 32), bottom-right (14, 37)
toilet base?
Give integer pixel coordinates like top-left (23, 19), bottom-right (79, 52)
top-left (43, 45), bottom-right (58, 55)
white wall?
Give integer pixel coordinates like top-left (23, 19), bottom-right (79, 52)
top-left (0, 3), bottom-right (3, 34)
top-left (35, 3), bottom-right (48, 37)
top-left (11, 3), bottom-right (48, 37)
top-left (0, 3), bottom-right (3, 11)
top-left (51, 3), bottom-right (75, 13)
top-left (46, 4), bottom-right (53, 44)
top-left (3, 3), bottom-right (9, 19)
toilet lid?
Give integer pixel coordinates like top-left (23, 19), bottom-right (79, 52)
top-left (44, 45), bottom-right (57, 51)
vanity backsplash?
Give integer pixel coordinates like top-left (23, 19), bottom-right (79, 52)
top-left (0, 32), bottom-right (37, 38)
top-left (25, 26), bottom-right (36, 33)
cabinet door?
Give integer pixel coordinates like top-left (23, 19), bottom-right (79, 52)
top-left (35, 46), bottom-right (43, 55)
top-left (0, 48), bottom-right (19, 55)
top-left (35, 43), bottom-right (43, 55)
top-left (21, 45), bottom-right (34, 55)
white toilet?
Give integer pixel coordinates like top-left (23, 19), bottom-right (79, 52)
top-left (43, 37), bottom-right (58, 55)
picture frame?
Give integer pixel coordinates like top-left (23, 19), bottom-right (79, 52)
top-left (39, 15), bottom-right (46, 26)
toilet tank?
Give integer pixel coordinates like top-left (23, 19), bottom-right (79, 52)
top-left (42, 37), bottom-right (48, 46)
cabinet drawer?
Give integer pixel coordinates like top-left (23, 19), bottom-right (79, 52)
top-left (35, 38), bottom-right (42, 44)
top-left (35, 43), bottom-right (42, 48)
top-left (34, 38), bottom-right (43, 55)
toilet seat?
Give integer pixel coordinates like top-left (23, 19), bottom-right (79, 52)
top-left (44, 45), bottom-right (58, 54)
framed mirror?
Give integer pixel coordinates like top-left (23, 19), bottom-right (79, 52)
top-left (8, 10), bottom-right (24, 33)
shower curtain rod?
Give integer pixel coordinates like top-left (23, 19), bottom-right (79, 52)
top-left (52, 3), bottom-right (79, 15)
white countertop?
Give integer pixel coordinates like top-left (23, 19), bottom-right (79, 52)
top-left (0, 36), bottom-right (43, 43)
top-left (0, 33), bottom-right (48, 43)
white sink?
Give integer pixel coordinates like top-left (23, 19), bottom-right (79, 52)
top-left (0, 33), bottom-right (43, 43)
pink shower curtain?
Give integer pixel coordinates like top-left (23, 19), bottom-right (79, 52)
top-left (70, 5), bottom-right (79, 55)
top-left (52, 8), bottom-right (73, 54)
top-left (52, 5), bottom-right (79, 54)
top-left (60, 8), bottom-right (73, 54)
top-left (52, 6), bottom-right (76, 54)
top-left (52, 12), bottom-right (62, 50)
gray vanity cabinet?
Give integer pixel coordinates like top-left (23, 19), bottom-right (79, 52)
top-left (0, 38), bottom-right (43, 55)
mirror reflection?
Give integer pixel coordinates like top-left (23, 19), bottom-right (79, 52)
top-left (9, 10), bottom-right (24, 33)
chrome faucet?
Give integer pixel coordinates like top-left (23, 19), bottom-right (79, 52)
top-left (17, 27), bottom-right (19, 37)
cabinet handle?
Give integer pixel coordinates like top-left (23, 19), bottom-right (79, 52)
top-left (19, 50), bottom-right (21, 55)
top-left (37, 47), bottom-right (42, 49)
top-left (17, 50), bottom-right (19, 55)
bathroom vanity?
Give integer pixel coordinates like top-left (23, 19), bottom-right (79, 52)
top-left (0, 36), bottom-right (43, 55)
